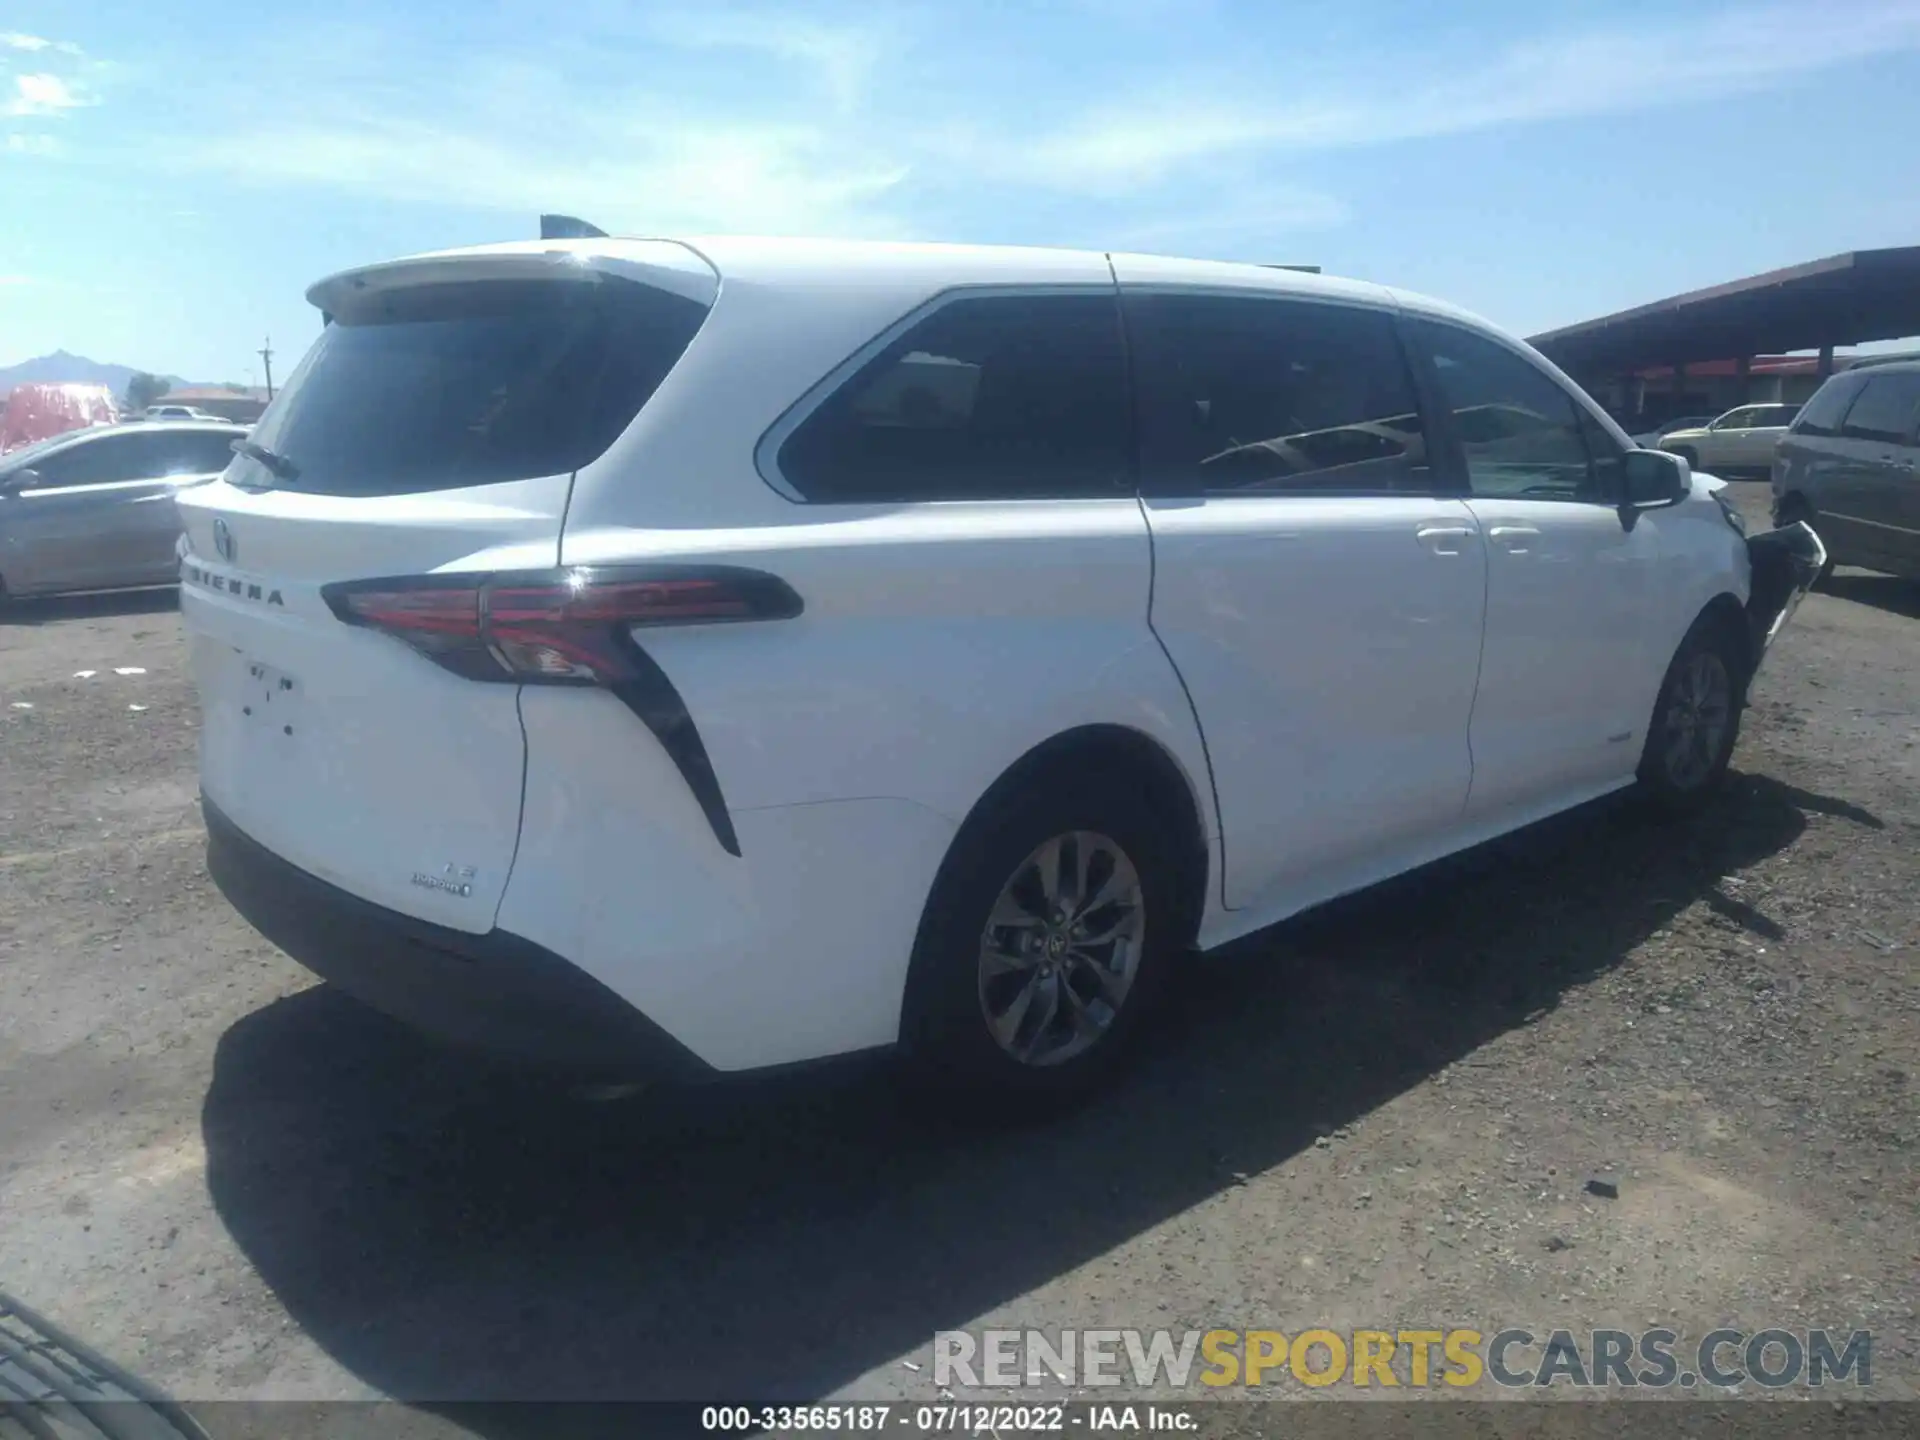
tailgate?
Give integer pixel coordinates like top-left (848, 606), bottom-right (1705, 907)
top-left (178, 244), bottom-right (716, 932)
top-left (180, 483), bottom-right (564, 933)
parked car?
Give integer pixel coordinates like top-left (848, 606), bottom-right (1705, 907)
top-left (179, 238), bottom-right (1823, 1101)
top-left (1629, 414), bottom-right (1717, 447)
top-left (1656, 403), bottom-right (1800, 476)
top-left (0, 421), bottom-right (243, 599)
top-left (1772, 360), bottom-right (1920, 581)
top-left (143, 404), bottom-right (227, 423)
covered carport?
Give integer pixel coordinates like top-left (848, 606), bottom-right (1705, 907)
top-left (1528, 245), bottom-right (1920, 426)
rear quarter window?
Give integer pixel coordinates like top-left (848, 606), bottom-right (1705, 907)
top-left (1837, 372), bottom-right (1920, 446)
top-left (234, 279), bottom-right (710, 496)
top-left (773, 291), bottom-right (1131, 503)
top-left (1791, 374), bottom-right (1865, 437)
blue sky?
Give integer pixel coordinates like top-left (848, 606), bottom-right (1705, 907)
top-left (3, 0), bottom-right (1919, 383)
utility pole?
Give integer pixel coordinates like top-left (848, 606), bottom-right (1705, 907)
top-left (258, 337), bottom-right (275, 401)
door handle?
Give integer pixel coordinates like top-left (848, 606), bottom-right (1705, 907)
top-left (1415, 523), bottom-right (1475, 555)
top-left (1488, 524), bottom-right (1542, 554)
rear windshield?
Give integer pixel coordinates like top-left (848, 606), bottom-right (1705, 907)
top-left (235, 278), bottom-right (709, 495)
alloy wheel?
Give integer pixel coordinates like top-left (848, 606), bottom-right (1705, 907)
top-left (1663, 649), bottom-right (1732, 790)
top-left (976, 830), bottom-right (1146, 1067)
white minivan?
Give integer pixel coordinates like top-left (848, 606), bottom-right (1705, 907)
top-left (178, 237), bottom-right (1823, 1100)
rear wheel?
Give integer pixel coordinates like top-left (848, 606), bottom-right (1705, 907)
top-left (901, 773), bottom-right (1183, 1107)
top-left (1638, 614), bottom-right (1746, 812)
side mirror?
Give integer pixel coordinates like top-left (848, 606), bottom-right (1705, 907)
top-left (1622, 449), bottom-right (1690, 510)
top-left (0, 468), bottom-right (42, 494)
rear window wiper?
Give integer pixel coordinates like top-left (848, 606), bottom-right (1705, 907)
top-left (231, 438), bottom-right (300, 483)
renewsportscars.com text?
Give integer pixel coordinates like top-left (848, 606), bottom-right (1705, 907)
top-left (933, 1327), bottom-right (1874, 1390)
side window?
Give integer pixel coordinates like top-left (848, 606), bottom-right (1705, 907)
top-left (1127, 292), bottom-right (1428, 495)
top-left (1408, 320), bottom-right (1600, 502)
top-left (1837, 373), bottom-right (1920, 446)
top-left (775, 292), bottom-right (1130, 503)
top-left (1714, 407), bottom-right (1756, 431)
top-left (18, 443), bottom-right (86, 488)
top-left (48, 433), bottom-right (171, 486)
top-left (161, 431), bottom-right (240, 475)
top-left (1793, 375), bottom-right (1865, 437)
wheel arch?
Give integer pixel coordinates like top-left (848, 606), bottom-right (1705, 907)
top-left (917, 723), bottom-right (1212, 959)
top-left (1697, 589), bottom-right (1756, 690)
top-left (896, 721), bottom-right (1213, 1060)
top-left (983, 724), bottom-right (1208, 940)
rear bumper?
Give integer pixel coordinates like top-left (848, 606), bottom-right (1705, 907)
top-left (203, 798), bottom-right (713, 1080)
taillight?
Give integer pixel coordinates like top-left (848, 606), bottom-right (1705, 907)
top-left (322, 566), bottom-right (803, 686)
top-left (321, 565), bottom-right (802, 859)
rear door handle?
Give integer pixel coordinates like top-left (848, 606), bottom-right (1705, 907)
top-left (1415, 523), bottom-right (1475, 556)
top-left (1488, 524), bottom-right (1542, 554)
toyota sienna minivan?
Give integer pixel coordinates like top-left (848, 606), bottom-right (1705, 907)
top-left (180, 236), bottom-right (1824, 1100)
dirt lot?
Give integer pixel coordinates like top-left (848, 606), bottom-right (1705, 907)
top-left (1, 483), bottom-right (1916, 1421)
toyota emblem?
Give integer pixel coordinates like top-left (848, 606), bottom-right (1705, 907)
top-left (213, 518), bottom-right (236, 563)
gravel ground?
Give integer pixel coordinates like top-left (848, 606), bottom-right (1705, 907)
top-left (1, 483), bottom-right (1915, 1424)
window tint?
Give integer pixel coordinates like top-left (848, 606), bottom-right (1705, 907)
top-left (29, 432), bottom-right (170, 487)
top-left (1792, 374), bottom-right (1865, 436)
top-left (1409, 320), bottom-right (1599, 501)
top-left (1714, 407), bottom-right (1757, 430)
top-left (1838, 372), bottom-right (1920, 446)
top-left (1749, 404), bottom-right (1797, 428)
top-left (1127, 293), bottom-right (1427, 495)
top-left (235, 279), bottom-right (710, 497)
top-left (777, 292), bottom-right (1129, 503)
top-left (157, 431), bottom-right (240, 475)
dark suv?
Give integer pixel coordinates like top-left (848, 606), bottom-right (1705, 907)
top-left (1773, 361), bottom-right (1920, 580)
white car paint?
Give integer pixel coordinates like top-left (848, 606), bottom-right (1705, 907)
top-left (177, 235), bottom-right (1759, 1074)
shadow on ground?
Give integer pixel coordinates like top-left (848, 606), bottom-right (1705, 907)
top-left (0, 586), bottom-right (178, 625)
top-left (198, 772), bottom-right (1872, 1426)
top-left (1821, 572), bottom-right (1920, 621)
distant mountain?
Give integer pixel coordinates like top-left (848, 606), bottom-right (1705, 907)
top-left (0, 351), bottom-right (190, 400)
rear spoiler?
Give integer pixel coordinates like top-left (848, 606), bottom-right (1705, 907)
top-left (315, 217), bottom-right (613, 325)
top-left (541, 214), bottom-right (609, 240)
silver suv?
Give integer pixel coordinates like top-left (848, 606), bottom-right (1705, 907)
top-left (1773, 361), bottom-right (1920, 581)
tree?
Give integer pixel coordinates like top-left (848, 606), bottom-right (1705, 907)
top-left (124, 373), bottom-right (170, 413)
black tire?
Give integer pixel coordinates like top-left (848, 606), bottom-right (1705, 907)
top-left (1637, 612), bottom-right (1747, 813)
top-left (1774, 495), bottom-right (1836, 587)
top-left (899, 770), bottom-right (1188, 1109)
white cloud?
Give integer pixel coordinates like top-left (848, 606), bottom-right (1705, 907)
top-left (154, 21), bottom-right (912, 235)
top-left (975, 1), bottom-right (1920, 193)
top-left (186, 109), bottom-right (910, 237)
top-left (1109, 190), bottom-right (1350, 255)
top-left (0, 32), bottom-right (80, 55)
top-left (4, 72), bottom-right (88, 117)
top-left (0, 273), bottom-right (33, 286)
top-left (643, 8), bottom-right (895, 114)
top-left (87, 0), bottom-right (1920, 248)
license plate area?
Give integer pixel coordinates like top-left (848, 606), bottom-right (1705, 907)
top-left (239, 658), bottom-right (304, 739)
